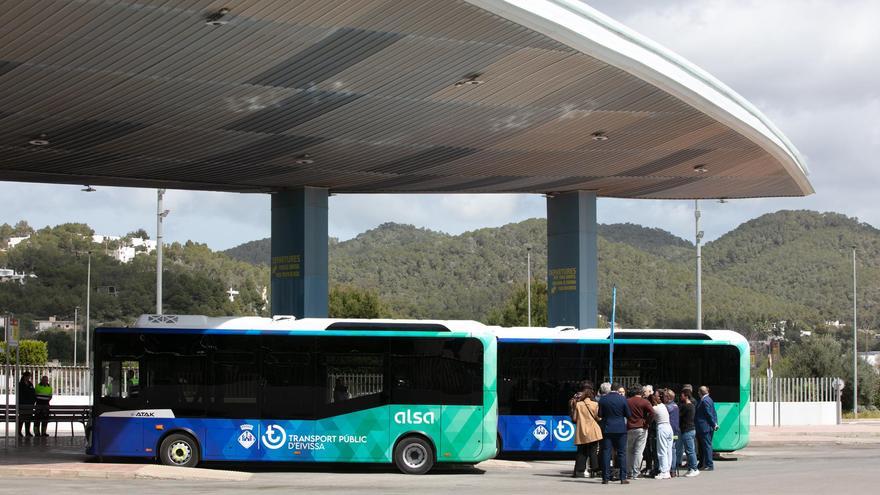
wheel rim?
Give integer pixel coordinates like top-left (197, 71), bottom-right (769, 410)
top-left (168, 440), bottom-right (192, 465)
top-left (402, 443), bottom-right (428, 470)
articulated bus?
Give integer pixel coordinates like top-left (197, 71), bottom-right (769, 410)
top-left (88, 315), bottom-right (497, 474)
top-left (495, 327), bottom-right (750, 455)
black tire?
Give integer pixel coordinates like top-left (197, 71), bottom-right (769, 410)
top-left (495, 434), bottom-right (503, 458)
top-left (159, 432), bottom-right (200, 468)
top-left (393, 436), bottom-right (434, 475)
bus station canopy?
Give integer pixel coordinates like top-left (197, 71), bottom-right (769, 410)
top-left (0, 0), bottom-right (813, 199)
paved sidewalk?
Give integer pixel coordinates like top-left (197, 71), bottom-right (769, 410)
top-left (749, 421), bottom-right (880, 445)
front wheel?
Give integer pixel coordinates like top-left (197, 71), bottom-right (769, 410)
top-left (393, 436), bottom-right (434, 475)
top-left (159, 432), bottom-right (200, 468)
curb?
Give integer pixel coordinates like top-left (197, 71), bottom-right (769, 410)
top-left (0, 463), bottom-right (252, 481)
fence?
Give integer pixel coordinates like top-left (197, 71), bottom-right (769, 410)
top-left (0, 365), bottom-right (92, 397)
top-left (750, 376), bottom-right (842, 426)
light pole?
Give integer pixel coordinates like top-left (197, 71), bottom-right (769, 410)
top-left (156, 189), bottom-right (170, 315)
top-left (85, 252), bottom-right (91, 369)
top-left (526, 246), bottom-right (532, 327)
top-left (73, 306), bottom-right (79, 366)
top-left (852, 246), bottom-right (858, 419)
top-left (695, 200), bottom-right (703, 330)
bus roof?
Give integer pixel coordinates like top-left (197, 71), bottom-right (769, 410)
top-left (494, 327), bottom-right (747, 344)
top-left (131, 314), bottom-right (492, 334)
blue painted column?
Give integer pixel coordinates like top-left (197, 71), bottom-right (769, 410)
top-left (271, 187), bottom-right (328, 317)
top-left (547, 191), bottom-right (598, 329)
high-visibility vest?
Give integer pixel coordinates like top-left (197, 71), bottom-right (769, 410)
top-left (35, 384), bottom-right (53, 402)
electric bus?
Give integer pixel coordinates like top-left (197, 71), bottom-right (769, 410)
top-left (87, 315), bottom-right (497, 474)
top-left (495, 327), bottom-right (749, 454)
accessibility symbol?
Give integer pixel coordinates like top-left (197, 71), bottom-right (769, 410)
top-left (262, 424), bottom-right (287, 450)
top-left (553, 420), bottom-right (575, 442)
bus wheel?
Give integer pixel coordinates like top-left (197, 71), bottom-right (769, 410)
top-left (393, 436), bottom-right (434, 475)
top-left (159, 433), bottom-right (200, 468)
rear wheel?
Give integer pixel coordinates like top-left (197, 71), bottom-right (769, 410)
top-left (393, 436), bottom-right (434, 475)
top-left (159, 432), bottom-right (200, 468)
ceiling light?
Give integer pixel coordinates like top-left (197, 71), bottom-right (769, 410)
top-left (454, 74), bottom-right (484, 87)
top-left (205, 7), bottom-right (231, 26)
top-left (693, 164), bottom-right (708, 173)
top-left (295, 154), bottom-right (315, 165)
top-left (28, 134), bottom-right (50, 146)
top-left (591, 132), bottom-right (608, 141)
top-left (81, 185), bottom-right (96, 192)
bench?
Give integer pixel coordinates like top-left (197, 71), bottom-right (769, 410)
top-left (2, 405), bottom-right (91, 437)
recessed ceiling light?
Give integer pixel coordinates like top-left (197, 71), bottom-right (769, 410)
top-left (591, 132), bottom-right (608, 141)
top-left (28, 133), bottom-right (50, 146)
top-left (205, 7), bottom-right (231, 26)
top-left (693, 164), bottom-right (708, 173)
top-left (454, 74), bottom-right (484, 87)
top-left (295, 154), bottom-right (315, 165)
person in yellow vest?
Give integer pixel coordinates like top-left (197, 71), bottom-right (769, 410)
top-left (34, 375), bottom-right (53, 437)
top-left (126, 370), bottom-right (139, 398)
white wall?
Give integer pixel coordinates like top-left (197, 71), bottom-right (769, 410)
top-left (751, 401), bottom-right (838, 426)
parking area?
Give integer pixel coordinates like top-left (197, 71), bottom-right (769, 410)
top-left (1, 432), bottom-right (878, 494)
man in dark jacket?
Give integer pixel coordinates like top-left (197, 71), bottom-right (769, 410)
top-left (695, 385), bottom-right (719, 471)
top-left (598, 382), bottom-right (632, 484)
top-left (17, 371), bottom-right (36, 437)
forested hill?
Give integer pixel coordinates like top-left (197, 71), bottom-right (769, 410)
top-left (222, 210), bottom-right (878, 329)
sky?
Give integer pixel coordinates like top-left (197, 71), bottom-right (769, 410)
top-left (1, 0), bottom-right (878, 250)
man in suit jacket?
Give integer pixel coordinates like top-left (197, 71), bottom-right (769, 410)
top-left (598, 382), bottom-right (632, 484)
top-left (694, 385), bottom-right (719, 470)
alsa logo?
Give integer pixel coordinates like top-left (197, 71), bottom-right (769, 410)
top-left (394, 410), bottom-right (436, 425)
top-left (134, 411), bottom-right (155, 417)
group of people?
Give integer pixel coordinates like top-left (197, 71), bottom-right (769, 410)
top-left (569, 381), bottom-right (719, 484)
top-left (16, 371), bottom-right (54, 437)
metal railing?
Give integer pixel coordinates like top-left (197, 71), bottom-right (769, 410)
top-left (751, 377), bottom-right (838, 402)
top-left (1, 365), bottom-right (92, 396)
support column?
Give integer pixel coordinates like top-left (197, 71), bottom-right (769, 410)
top-left (271, 187), bottom-right (328, 317)
top-left (547, 191), bottom-right (598, 329)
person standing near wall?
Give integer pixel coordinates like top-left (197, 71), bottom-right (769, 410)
top-left (35, 375), bottom-right (53, 437)
top-left (17, 371), bottom-right (35, 437)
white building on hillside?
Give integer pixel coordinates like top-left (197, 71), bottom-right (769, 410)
top-left (0, 268), bottom-right (36, 284)
top-left (92, 234), bottom-right (157, 263)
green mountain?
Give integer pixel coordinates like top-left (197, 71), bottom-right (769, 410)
top-left (222, 211), bottom-right (874, 330)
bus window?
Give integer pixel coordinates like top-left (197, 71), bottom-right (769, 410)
top-left (102, 361), bottom-right (123, 398)
top-left (261, 336), bottom-right (316, 419)
top-left (140, 333), bottom-right (207, 416)
top-left (317, 337), bottom-right (386, 417)
top-left (389, 338), bottom-right (483, 405)
top-left (207, 335), bottom-right (259, 418)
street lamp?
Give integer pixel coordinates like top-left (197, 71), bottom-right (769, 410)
top-left (156, 189), bottom-right (170, 315)
top-left (73, 305), bottom-right (79, 366)
top-left (852, 246), bottom-right (858, 419)
top-left (695, 200), bottom-right (704, 331)
top-left (85, 252), bottom-right (91, 369)
top-left (526, 246), bottom-right (532, 327)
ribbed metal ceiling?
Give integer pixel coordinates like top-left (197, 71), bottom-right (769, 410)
top-left (0, 0), bottom-right (808, 198)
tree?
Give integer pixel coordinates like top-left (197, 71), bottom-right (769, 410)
top-left (485, 279), bottom-right (547, 327)
top-left (328, 286), bottom-right (390, 318)
top-left (0, 340), bottom-right (48, 364)
top-left (126, 229), bottom-right (150, 240)
top-left (34, 329), bottom-right (85, 364)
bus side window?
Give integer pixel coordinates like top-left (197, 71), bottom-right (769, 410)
top-left (102, 361), bottom-right (123, 398)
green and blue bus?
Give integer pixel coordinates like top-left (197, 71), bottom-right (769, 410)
top-left (495, 327), bottom-right (749, 455)
top-left (87, 315), bottom-right (497, 474)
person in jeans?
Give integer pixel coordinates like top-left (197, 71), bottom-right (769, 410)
top-left (663, 389), bottom-right (680, 477)
top-left (695, 386), bottom-right (719, 471)
top-left (651, 392), bottom-right (673, 479)
top-left (625, 384), bottom-right (653, 479)
top-left (598, 382), bottom-right (632, 485)
top-left (570, 382), bottom-right (602, 478)
top-left (677, 388), bottom-right (700, 477)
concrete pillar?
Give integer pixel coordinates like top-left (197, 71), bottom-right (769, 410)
top-left (547, 191), bottom-right (598, 329)
top-left (271, 187), bottom-right (328, 317)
